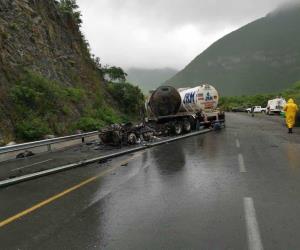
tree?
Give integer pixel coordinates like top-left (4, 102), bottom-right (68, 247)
top-left (103, 66), bottom-right (128, 83)
top-left (92, 56), bottom-right (102, 70)
top-left (59, 0), bottom-right (82, 26)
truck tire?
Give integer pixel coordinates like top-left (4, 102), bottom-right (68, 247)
top-left (112, 131), bottom-right (122, 146)
top-left (183, 120), bottom-right (191, 133)
top-left (173, 122), bottom-right (183, 135)
top-left (127, 133), bottom-right (137, 145)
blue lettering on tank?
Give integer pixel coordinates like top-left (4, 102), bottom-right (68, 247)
top-left (183, 92), bottom-right (196, 104)
top-left (190, 92), bottom-right (195, 103)
top-left (205, 92), bottom-right (213, 101)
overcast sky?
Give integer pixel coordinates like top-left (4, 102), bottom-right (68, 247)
top-left (77, 0), bottom-right (296, 70)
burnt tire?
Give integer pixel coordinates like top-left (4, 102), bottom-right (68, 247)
top-left (127, 133), bottom-right (137, 145)
top-left (112, 131), bottom-right (122, 146)
top-left (173, 122), bottom-right (183, 135)
top-left (183, 120), bottom-right (192, 133)
top-left (142, 132), bottom-right (153, 142)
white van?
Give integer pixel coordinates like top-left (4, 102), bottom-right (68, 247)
top-left (266, 97), bottom-right (286, 115)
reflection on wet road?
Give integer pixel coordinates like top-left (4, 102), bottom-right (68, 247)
top-left (1, 113), bottom-right (300, 249)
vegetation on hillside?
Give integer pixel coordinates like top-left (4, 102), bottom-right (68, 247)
top-left (103, 66), bottom-right (128, 83)
top-left (5, 70), bottom-right (144, 142)
top-left (58, 0), bottom-right (82, 26)
top-left (167, 5), bottom-right (300, 96)
top-left (219, 80), bottom-right (300, 111)
top-left (0, 0), bottom-right (145, 143)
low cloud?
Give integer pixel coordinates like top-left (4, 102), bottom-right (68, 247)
top-left (78, 0), bottom-right (295, 69)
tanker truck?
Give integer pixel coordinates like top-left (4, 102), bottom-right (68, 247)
top-left (145, 84), bottom-right (225, 135)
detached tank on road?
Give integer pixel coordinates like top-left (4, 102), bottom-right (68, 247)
top-left (145, 84), bottom-right (225, 135)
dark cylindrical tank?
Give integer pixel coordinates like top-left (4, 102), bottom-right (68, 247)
top-left (148, 86), bottom-right (182, 117)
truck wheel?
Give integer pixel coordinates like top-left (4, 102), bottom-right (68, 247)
top-left (183, 120), bottom-right (191, 133)
top-left (127, 133), bottom-right (137, 145)
top-left (112, 131), bottom-right (122, 146)
top-left (142, 132), bottom-right (151, 141)
top-left (173, 123), bottom-right (183, 135)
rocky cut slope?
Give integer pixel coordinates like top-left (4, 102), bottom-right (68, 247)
top-left (166, 4), bottom-right (300, 96)
top-left (0, 0), bottom-right (143, 142)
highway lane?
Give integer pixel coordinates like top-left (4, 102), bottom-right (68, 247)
top-left (0, 140), bottom-right (148, 181)
top-left (1, 113), bottom-right (300, 249)
top-left (0, 132), bottom-right (207, 182)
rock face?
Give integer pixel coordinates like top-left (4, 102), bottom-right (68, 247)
top-left (0, 0), bottom-right (123, 141)
top-left (0, 0), bottom-right (96, 87)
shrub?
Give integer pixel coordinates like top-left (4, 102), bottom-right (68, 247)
top-left (8, 70), bottom-right (144, 141)
top-left (10, 71), bottom-right (63, 113)
top-left (64, 87), bottom-right (85, 102)
top-left (94, 107), bottom-right (121, 124)
top-left (103, 66), bottom-right (127, 82)
top-left (107, 82), bottom-right (144, 115)
top-left (59, 0), bottom-right (82, 26)
top-left (10, 85), bottom-right (40, 109)
top-left (16, 118), bottom-right (51, 141)
top-left (76, 117), bottom-right (104, 132)
top-left (9, 23), bottom-right (18, 31)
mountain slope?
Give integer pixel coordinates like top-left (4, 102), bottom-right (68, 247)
top-left (166, 4), bottom-right (300, 96)
top-left (127, 67), bottom-right (178, 94)
top-left (0, 0), bottom-right (143, 142)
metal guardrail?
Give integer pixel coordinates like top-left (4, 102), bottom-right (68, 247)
top-left (0, 131), bottom-right (99, 154)
top-left (0, 129), bottom-right (211, 187)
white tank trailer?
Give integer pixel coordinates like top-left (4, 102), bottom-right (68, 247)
top-left (145, 84), bottom-right (225, 135)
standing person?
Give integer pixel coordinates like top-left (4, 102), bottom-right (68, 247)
top-left (251, 106), bottom-right (255, 117)
top-left (283, 99), bottom-right (299, 133)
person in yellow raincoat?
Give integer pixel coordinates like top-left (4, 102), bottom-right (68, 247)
top-left (283, 99), bottom-right (299, 133)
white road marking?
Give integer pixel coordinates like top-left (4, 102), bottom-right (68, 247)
top-left (236, 139), bottom-right (241, 148)
top-left (238, 154), bottom-right (247, 173)
top-left (244, 197), bottom-right (264, 250)
top-left (11, 159), bottom-right (53, 172)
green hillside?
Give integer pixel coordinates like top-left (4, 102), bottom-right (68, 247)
top-left (166, 4), bottom-right (300, 96)
top-left (127, 67), bottom-right (178, 94)
top-left (0, 0), bottom-right (144, 143)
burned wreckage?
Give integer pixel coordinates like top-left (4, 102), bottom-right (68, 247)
top-left (99, 123), bottom-right (155, 146)
top-left (99, 84), bottom-right (225, 146)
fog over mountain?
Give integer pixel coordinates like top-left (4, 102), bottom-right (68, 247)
top-left (166, 3), bottom-right (300, 96)
top-left (127, 68), bottom-right (178, 94)
top-left (77, 0), bottom-right (297, 70)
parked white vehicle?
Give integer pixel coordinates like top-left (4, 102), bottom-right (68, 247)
top-left (246, 106), bottom-right (267, 113)
top-left (266, 97), bottom-right (286, 115)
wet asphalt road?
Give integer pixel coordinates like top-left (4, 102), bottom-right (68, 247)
top-left (1, 113), bottom-right (300, 249)
top-left (0, 142), bottom-right (135, 181)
